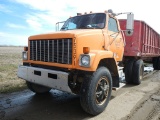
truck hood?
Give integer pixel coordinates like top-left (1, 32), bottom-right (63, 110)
top-left (29, 29), bottom-right (103, 40)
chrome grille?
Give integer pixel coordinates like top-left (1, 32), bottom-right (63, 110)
top-left (30, 39), bottom-right (72, 64)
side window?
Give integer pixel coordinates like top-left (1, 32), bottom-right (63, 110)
top-left (108, 17), bottom-right (118, 32)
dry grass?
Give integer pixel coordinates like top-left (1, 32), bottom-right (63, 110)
top-left (0, 47), bottom-right (27, 93)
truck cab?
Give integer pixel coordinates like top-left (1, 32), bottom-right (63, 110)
top-left (18, 11), bottom-right (134, 115)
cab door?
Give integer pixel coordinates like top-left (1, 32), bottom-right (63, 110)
top-left (107, 17), bottom-right (124, 61)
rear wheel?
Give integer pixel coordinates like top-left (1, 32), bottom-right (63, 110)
top-left (132, 59), bottom-right (144, 85)
top-left (153, 57), bottom-right (160, 70)
top-left (125, 59), bottom-right (135, 84)
top-left (153, 57), bottom-right (158, 70)
top-left (80, 67), bottom-right (112, 115)
top-left (26, 81), bottom-right (51, 94)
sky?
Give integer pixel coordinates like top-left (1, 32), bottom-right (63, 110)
top-left (0, 0), bottom-right (160, 46)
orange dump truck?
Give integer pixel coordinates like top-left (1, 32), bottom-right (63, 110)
top-left (18, 10), bottom-right (159, 115)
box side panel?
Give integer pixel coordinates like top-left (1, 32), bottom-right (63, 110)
top-left (141, 22), bottom-right (160, 57)
top-left (119, 19), bottom-right (160, 58)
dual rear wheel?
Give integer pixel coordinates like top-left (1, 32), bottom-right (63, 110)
top-left (125, 59), bottom-right (144, 85)
top-left (153, 57), bottom-right (160, 70)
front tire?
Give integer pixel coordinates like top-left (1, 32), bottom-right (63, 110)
top-left (26, 81), bottom-right (51, 94)
top-left (80, 67), bottom-right (112, 115)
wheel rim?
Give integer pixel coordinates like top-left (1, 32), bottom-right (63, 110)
top-left (95, 76), bottom-right (110, 105)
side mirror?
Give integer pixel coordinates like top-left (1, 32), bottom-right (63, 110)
top-left (126, 13), bottom-right (134, 36)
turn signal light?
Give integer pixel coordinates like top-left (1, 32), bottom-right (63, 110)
top-left (24, 47), bottom-right (28, 51)
top-left (83, 47), bottom-right (90, 54)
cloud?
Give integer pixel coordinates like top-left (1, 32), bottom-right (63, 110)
top-left (0, 4), bottom-right (12, 13)
top-left (25, 12), bottom-right (64, 31)
top-left (12, 0), bottom-right (160, 33)
top-left (26, 15), bottom-right (42, 31)
top-left (6, 23), bottom-right (26, 29)
top-left (0, 0), bottom-right (159, 47)
top-left (12, 0), bottom-right (78, 32)
top-left (14, 0), bottom-right (71, 11)
top-left (0, 32), bottom-right (28, 46)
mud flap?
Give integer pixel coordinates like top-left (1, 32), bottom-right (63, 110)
top-left (112, 76), bottom-right (119, 87)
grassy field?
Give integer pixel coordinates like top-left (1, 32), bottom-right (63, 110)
top-left (0, 47), bottom-right (27, 93)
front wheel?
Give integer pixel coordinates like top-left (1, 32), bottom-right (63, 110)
top-left (80, 67), bottom-right (112, 115)
top-left (26, 81), bottom-right (51, 94)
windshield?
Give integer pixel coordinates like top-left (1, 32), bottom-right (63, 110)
top-left (61, 13), bottom-right (106, 30)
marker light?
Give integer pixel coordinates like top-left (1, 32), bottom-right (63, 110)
top-left (83, 47), bottom-right (90, 54)
top-left (77, 13), bottom-right (82, 16)
top-left (24, 47), bottom-right (28, 51)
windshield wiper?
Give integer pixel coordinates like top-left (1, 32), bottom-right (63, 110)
top-left (78, 25), bottom-right (95, 29)
top-left (61, 27), bottom-right (68, 30)
top-left (86, 24), bottom-right (101, 29)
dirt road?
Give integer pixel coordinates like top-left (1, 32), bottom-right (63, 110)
top-left (0, 71), bottom-right (160, 120)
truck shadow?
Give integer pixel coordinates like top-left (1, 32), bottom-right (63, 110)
top-left (29, 90), bottom-right (116, 120)
top-left (3, 89), bottom-right (116, 120)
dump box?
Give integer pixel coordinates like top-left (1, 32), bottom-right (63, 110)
top-left (119, 20), bottom-right (160, 58)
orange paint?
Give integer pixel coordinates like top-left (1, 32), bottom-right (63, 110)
top-left (23, 12), bottom-right (125, 71)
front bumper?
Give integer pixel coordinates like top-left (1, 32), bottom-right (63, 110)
top-left (17, 65), bottom-right (72, 93)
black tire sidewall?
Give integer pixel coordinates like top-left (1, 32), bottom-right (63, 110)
top-left (153, 57), bottom-right (158, 70)
top-left (133, 59), bottom-right (144, 85)
top-left (125, 59), bottom-right (135, 84)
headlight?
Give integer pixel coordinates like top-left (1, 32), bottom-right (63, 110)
top-left (22, 51), bottom-right (28, 60)
top-left (79, 55), bottom-right (90, 67)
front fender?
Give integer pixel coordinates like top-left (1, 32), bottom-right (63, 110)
top-left (76, 50), bottom-right (115, 71)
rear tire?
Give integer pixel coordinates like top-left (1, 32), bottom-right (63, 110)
top-left (153, 57), bottom-right (160, 70)
top-left (125, 59), bottom-right (135, 84)
top-left (80, 67), bottom-right (112, 115)
top-left (132, 59), bottom-right (144, 85)
top-left (153, 57), bottom-right (158, 70)
top-left (26, 81), bottom-right (51, 94)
